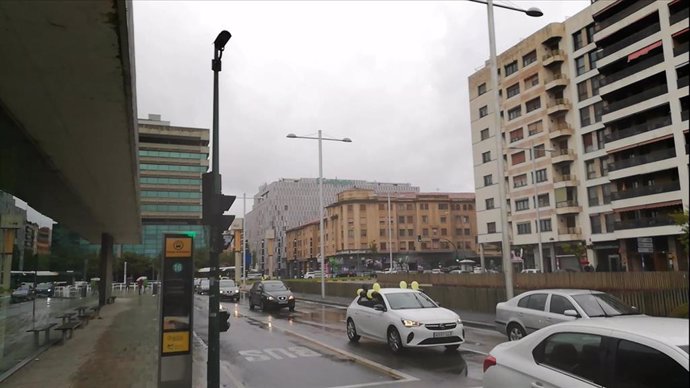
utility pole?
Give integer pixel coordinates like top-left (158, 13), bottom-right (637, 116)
top-left (203, 30), bottom-right (234, 388)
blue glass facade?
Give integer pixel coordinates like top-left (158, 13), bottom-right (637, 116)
top-left (122, 224), bottom-right (207, 257)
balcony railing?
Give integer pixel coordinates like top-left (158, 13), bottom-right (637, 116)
top-left (554, 174), bottom-right (575, 183)
top-left (678, 75), bottom-right (689, 89)
top-left (604, 116), bottom-right (672, 142)
top-left (594, 0), bottom-right (654, 32)
top-left (603, 84), bottom-right (667, 114)
top-left (600, 53), bottom-right (664, 86)
top-left (608, 148), bottom-right (676, 171)
top-left (542, 49), bottom-right (565, 62)
top-left (602, 22), bottom-right (661, 57)
top-left (670, 7), bottom-right (690, 25)
top-left (611, 181), bottom-right (681, 201)
top-left (674, 41), bottom-right (689, 57)
top-left (614, 217), bottom-right (675, 230)
top-left (558, 226), bottom-right (582, 235)
top-left (556, 200), bottom-right (579, 208)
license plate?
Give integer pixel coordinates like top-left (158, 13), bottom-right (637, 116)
top-left (278, 300), bottom-right (287, 304)
top-left (433, 331), bottom-right (452, 338)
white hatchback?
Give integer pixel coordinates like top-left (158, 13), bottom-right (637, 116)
top-left (483, 316), bottom-right (689, 388)
top-left (345, 288), bottom-right (465, 353)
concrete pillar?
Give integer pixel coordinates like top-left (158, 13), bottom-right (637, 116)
top-left (479, 243), bottom-right (485, 270)
top-left (99, 233), bottom-right (114, 307)
top-left (549, 243), bottom-right (556, 273)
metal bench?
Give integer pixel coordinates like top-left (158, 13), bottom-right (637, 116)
top-left (26, 323), bottom-right (57, 346)
top-left (56, 312), bottom-right (77, 324)
top-left (55, 321), bottom-right (82, 344)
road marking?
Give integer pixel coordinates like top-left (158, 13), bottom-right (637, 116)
top-left (460, 347), bottom-right (489, 356)
top-left (193, 331), bottom-right (247, 388)
top-left (238, 346), bottom-right (321, 362)
top-left (297, 299), bottom-right (348, 310)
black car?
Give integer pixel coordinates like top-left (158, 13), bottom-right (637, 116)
top-left (11, 285), bottom-right (35, 303)
top-left (248, 280), bottom-right (295, 312)
top-left (35, 282), bottom-right (55, 297)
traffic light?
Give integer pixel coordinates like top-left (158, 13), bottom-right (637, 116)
top-left (202, 172), bottom-right (236, 253)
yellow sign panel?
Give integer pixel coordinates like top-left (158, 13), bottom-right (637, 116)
top-left (162, 331), bottom-right (190, 353)
top-left (165, 237), bottom-right (192, 258)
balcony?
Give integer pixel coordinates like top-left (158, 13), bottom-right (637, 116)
top-left (604, 116), bottom-right (672, 143)
top-left (553, 174), bottom-right (577, 187)
top-left (600, 53), bottom-right (664, 87)
top-left (594, 0), bottom-right (654, 33)
top-left (674, 41), bottom-right (689, 57)
top-left (558, 226), bottom-right (582, 235)
top-left (603, 84), bottom-right (667, 114)
top-left (611, 181), bottom-right (681, 201)
top-left (542, 50), bottom-right (565, 66)
top-left (670, 7), bottom-right (689, 25)
top-left (549, 124), bottom-right (574, 139)
top-left (601, 22), bottom-right (661, 57)
top-left (608, 148), bottom-right (676, 171)
top-left (678, 75), bottom-right (689, 89)
top-left (547, 98), bottom-right (571, 115)
top-left (552, 148), bottom-right (575, 164)
top-left (556, 200), bottom-right (580, 214)
top-left (545, 74), bottom-right (569, 91)
top-left (614, 216), bottom-right (675, 230)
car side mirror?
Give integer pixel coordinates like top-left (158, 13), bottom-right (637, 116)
top-left (564, 309), bottom-right (580, 318)
top-left (373, 304), bottom-right (386, 312)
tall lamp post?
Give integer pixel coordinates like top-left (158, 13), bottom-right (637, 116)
top-left (509, 145), bottom-right (556, 272)
top-left (287, 130), bottom-right (352, 298)
top-left (469, 0), bottom-right (542, 300)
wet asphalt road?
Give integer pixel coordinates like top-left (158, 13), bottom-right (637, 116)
top-left (194, 294), bottom-right (507, 388)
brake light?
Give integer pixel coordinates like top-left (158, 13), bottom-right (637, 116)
top-left (483, 355), bottom-right (497, 373)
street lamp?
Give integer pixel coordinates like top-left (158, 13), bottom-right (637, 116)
top-left (286, 130), bottom-right (352, 298)
top-left (509, 145), bottom-right (556, 273)
top-left (469, 0), bottom-right (542, 299)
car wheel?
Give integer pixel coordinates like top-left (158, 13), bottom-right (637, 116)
top-left (387, 327), bottom-right (403, 353)
top-left (346, 319), bottom-right (360, 343)
top-left (445, 344), bottom-right (460, 351)
top-left (249, 300), bottom-right (254, 310)
top-left (507, 323), bottom-right (526, 341)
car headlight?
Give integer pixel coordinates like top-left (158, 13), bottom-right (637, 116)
top-left (234, 290), bottom-right (239, 293)
top-left (456, 317), bottom-right (463, 325)
top-left (288, 295), bottom-right (294, 300)
top-left (267, 296), bottom-right (274, 301)
top-left (401, 319), bottom-right (422, 327)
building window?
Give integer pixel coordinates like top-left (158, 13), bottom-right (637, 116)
top-left (507, 83), bottom-right (520, 98)
top-left (517, 222), bottom-right (532, 235)
top-left (586, 160), bottom-right (597, 179)
top-left (539, 218), bottom-right (552, 232)
top-left (478, 83), bottom-right (487, 96)
top-left (486, 198), bottom-right (495, 209)
top-left (399, 229), bottom-right (405, 237)
top-left (508, 106), bottom-right (522, 120)
top-left (525, 74), bottom-right (539, 88)
top-left (440, 216), bottom-right (447, 223)
top-left (523, 50), bottom-right (537, 66)
top-left (464, 228), bottom-right (471, 236)
top-left (479, 106), bottom-right (488, 118)
top-left (580, 106), bottom-right (591, 127)
top-left (515, 198), bottom-right (530, 211)
top-left (533, 144), bottom-right (546, 158)
top-left (441, 228), bottom-right (448, 236)
top-left (422, 215), bottom-right (428, 223)
top-left (593, 101), bottom-right (603, 123)
top-left (484, 175), bottom-right (493, 186)
top-left (361, 229), bottom-right (367, 237)
top-left (575, 56), bottom-right (586, 76)
top-left (514, 174), bottom-right (527, 188)
top-left (577, 81), bottom-right (589, 101)
top-left (573, 30), bottom-right (583, 50)
top-left (588, 49), bottom-right (603, 70)
top-left (526, 97), bottom-right (541, 113)
top-left (487, 222), bottom-right (496, 233)
top-left (527, 120), bottom-right (543, 135)
top-left (588, 186), bottom-right (600, 207)
top-left (398, 216), bottom-right (405, 223)
top-left (406, 215), bottom-right (413, 223)
top-left (482, 151), bottom-right (491, 163)
top-left (510, 128), bottom-right (524, 142)
top-left (586, 24), bottom-right (595, 44)
top-left (420, 203), bottom-right (429, 210)
top-left (602, 184), bottom-right (611, 204)
top-left (591, 75), bottom-right (601, 96)
top-left (595, 129), bottom-right (606, 150)
top-left (537, 194), bottom-right (550, 207)
top-left (380, 242), bottom-right (387, 250)
top-left (480, 128), bottom-right (490, 140)
top-left (534, 168), bottom-right (548, 183)
top-left (590, 215), bottom-right (602, 234)
top-left (504, 60), bottom-right (518, 76)
top-left (422, 228), bottom-right (429, 236)
top-left (583, 132), bottom-right (594, 153)
top-left (438, 203), bottom-right (449, 210)
top-left (511, 151), bottom-right (526, 165)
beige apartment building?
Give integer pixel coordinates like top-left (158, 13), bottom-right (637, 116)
top-left (469, 0), bottom-right (688, 273)
top-left (286, 189), bottom-right (478, 277)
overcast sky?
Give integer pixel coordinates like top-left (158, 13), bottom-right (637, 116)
top-left (24, 0), bottom-right (590, 226)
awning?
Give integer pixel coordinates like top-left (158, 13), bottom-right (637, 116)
top-left (672, 27), bottom-right (688, 38)
top-left (613, 200), bottom-right (683, 213)
top-left (593, 0), bottom-right (622, 20)
top-left (628, 40), bottom-right (662, 62)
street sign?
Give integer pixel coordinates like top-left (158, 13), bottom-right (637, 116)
top-left (158, 234), bottom-right (194, 388)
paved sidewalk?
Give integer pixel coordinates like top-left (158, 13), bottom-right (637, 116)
top-left (294, 292), bottom-right (496, 329)
top-left (3, 293), bottom-right (160, 388)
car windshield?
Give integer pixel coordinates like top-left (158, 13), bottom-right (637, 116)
top-left (263, 282), bottom-right (287, 291)
top-left (219, 280), bottom-right (236, 287)
top-left (36, 283), bottom-right (51, 289)
top-left (572, 292), bottom-right (639, 317)
top-left (385, 292), bottom-right (437, 310)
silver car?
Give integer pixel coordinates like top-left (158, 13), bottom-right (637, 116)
top-left (495, 289), bottom-right (641, 341)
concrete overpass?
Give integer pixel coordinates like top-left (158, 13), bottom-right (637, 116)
top-left (0, 0), bottom-right (140, 305)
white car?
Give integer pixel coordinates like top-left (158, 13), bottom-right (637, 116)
top-left (345, 288), bottom-right (465, 353)
top-left (303, 271), bottom-right (326, 279)
top-left (483, 316), bottom-right (689, 388)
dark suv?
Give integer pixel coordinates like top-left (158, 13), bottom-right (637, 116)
top-left (248, 280), bottom-right (295, 312)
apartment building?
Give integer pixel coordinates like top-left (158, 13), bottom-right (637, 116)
top-left (469, 1), bottom-right (688, 272)
top-left (245, 178), bottom-right (418, 276)
top-left (585, 0), bottom-right (689, 272)
top-left (122, 114), bottom-right (209, 258)
top-left (285, 189), bottom-right (478, 277)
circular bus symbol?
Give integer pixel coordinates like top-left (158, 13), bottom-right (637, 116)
top-left (173, 240), bottom-right (184, 250)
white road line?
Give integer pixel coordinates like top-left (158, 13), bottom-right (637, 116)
top-left (326, 379), bottom-right (417, 388)
top-left (298, 299), bottom-right (349, 310)
top-left (461, 347), bottom-right (489, 356)
top-left (192, 331), bottom-right (247, 388)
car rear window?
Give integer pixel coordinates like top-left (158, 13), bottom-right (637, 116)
top-left (572, 292), bottom-right (638, 317)
top-left (527, 293), bottom-right (548, 311)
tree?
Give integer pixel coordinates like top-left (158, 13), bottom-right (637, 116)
top-left (562, 241), bottom-right (587, 259)
top-left (194, 247), bottom-right (210, 270)
top-left (671, 210), bottom-right (689, 254)
top-left (219, 251), bottom-right (235, 267)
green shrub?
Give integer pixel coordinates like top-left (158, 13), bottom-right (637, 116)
top-left (669, 303), bottom-right (689, 319)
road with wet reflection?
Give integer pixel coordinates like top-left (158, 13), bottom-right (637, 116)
top-left (194, 294), bottom-right (507, 388)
